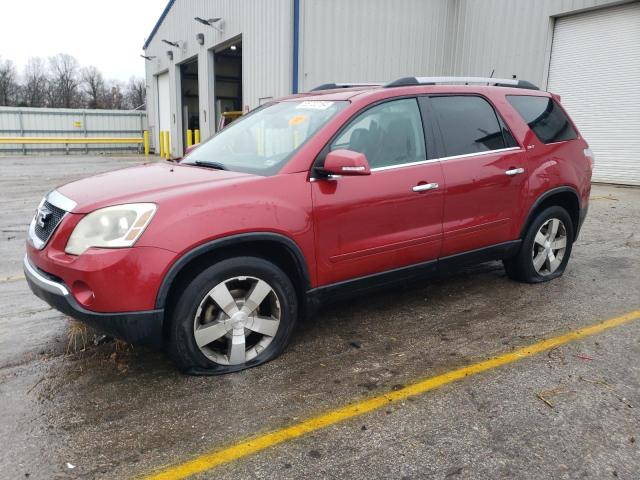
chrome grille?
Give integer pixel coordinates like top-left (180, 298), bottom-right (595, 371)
top-left (33, 201), bottom-right (66, 245)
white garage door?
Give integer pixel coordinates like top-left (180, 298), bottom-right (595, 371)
top-left (157, 72), bottom-right (171, 149)
top-left (547, 2), bottom-right (640, 185)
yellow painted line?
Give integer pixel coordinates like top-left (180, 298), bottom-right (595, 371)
top-left (143, 309), bottom-right (640, 480)
top-left (0, 274), bottom-right (25, 284)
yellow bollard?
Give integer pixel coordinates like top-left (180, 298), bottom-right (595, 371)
top-left (159, 131), bottom-right (165, 158)
top-left (164, 131), bottom-right (171, 160)
top-left (194, 129), bottom-right (200, 145)
top-left (143, 131), bottom-right (149, 156)
top-left (186, 129), bottom-right (193, 148)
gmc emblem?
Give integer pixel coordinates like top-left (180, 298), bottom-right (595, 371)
top-left (35, 206), bottom-right (52, 229)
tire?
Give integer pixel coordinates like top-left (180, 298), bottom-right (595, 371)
top-left (167, 256), bottom-right (298, 375)
top-left (504, 206), bottom-right (574, 283)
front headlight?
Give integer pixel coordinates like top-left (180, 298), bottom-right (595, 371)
top-left (65, 203), bottom-right (157, 255)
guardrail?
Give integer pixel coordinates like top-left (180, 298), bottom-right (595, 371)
top-left (0, 133), bottom-right (150, 155)
top-left (0, 106), bottom-right (149, 155)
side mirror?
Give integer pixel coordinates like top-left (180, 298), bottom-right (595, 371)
top-left (322, 149), bottom-right (371, 176)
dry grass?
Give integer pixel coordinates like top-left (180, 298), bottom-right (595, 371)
top-left (64, 319), bottom-right (134, 374)
top-left (66, 319), bottom-right (131, 352)
top-left (66, 319), bottom-right (90, 354)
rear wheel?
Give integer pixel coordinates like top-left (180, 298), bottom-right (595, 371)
top-left (168, 257), bottom-right (298, 374)
top-left (504, 206), bottom-right (574, 283)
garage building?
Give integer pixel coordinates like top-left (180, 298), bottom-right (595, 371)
top-left (143, 0), bottom-right (640, 185)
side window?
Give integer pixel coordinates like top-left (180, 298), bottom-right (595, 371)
top-left (330, 98), bottom-right (426, 169)
top-left (507, 95), bottom-right (577, 144)
top-left (430, 96), bottom-right (507, 157)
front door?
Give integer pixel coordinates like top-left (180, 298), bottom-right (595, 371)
top-left (424, 95), bottom-right (527, 257)
top-left (311, 98), bottom-right (444, 286)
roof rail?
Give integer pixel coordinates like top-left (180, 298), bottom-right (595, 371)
top-left (310, 82), bottom-right (382, 92)
top-left (384, 76), bottom-right (539, 90)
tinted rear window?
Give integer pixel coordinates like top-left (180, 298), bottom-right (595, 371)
top-left (507, 95), bottom-right (577, 144)
top-left (429, 96), bottom-right (509, 157)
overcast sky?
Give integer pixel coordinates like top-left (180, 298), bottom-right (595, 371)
top-left (0, 0), bottom-right (168, 81)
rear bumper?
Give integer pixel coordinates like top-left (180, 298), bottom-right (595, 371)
top-left (24, 255), bottom-right (164, 347)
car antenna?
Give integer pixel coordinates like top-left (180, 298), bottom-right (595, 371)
top-left (487, 69), bottom-right (495, 85)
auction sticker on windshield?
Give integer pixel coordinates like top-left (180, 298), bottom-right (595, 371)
top-left (296, 101), bottom-right (334, 110)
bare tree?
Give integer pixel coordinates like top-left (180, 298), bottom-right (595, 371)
top-left (48, 53), bottom-right (81, 108)
top-left (1, 54), bottom-right (142, 110)
top-left (125, 76), bottom-right (146, 109)
top-left (0, 57), bottom-right (20, 106)
top-left (102, 80), bottom-right (125, 110)
top-left (22, 57), bottom-right (49, 107)
top-left (81, 65), bottom-right (105, 109)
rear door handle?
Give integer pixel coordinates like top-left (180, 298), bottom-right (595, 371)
top-left (505, 167), bottom-right (525, 176)
top-left (412, 182), bottom-right (439, 192)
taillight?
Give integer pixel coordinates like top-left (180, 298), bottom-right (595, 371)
top-left (584, 148), bottom-right (595, 167)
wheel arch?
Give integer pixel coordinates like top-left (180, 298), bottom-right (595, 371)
top-left (156, 233), bottom-right (312, 325)
top-left (520, 186), bottom-right (581, 241)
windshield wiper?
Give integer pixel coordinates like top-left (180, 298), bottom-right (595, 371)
top-left (194, 160), bottom-right (227, 170)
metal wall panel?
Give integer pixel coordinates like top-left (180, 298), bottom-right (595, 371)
top-left (144, 0), bottom-right (636, 164)
top-left (449, 0), bottom-right (624, 87)
top-left (548, 2), bottom-right (640, 185)
top-left (299, 0), bottom-right (456, 91)
top-left (0, 107), bottom-right (147, 154)
top-left (144, 0), bottom-right (293, 154)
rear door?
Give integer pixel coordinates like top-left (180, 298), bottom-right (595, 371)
top-left (424, 95), bottom-right (527, 257)
top-left (312, 97), bottom-right (444, 286)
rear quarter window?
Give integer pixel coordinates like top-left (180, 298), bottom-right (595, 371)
top-left (507, 95), bottom-right (577, 144)
top-left (429, 95), bottom-right (514, 157)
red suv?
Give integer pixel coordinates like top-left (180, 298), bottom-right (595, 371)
top-left (24, 77), bottom-right (593, 374)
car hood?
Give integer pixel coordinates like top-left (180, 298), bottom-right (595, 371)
top-left (57, 162), bottom-right (252, 213)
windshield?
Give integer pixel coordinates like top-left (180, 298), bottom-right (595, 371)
top-left (182, 100), bottom-right (348, 175)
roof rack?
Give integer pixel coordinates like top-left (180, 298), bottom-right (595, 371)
top-left (310, 82), bottom-right (383, 92)
top-left (384, 76), bottom-right (539, 90)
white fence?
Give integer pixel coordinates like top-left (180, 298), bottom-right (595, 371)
top-left (0, 106), bottom-right (148, 155)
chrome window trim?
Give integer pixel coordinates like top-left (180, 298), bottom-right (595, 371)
top-left (434, 146), bottom-right (522, 162)
top-left (370, 158), bottom-right (437, 172)
top-left (369, 146), bottom-right (522, 172)
top-left (310, 146), bottom-right (523, 179)
top-left (23, 254), bottom-right (70, 296)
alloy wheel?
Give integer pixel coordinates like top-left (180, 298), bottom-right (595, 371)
top-left (193, 276), bottom-right (281, 365)
top-left (531, 218), bottom-right (568, 276)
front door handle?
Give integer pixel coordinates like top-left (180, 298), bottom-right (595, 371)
top-left (412, 182), bottom-right (439, 192)
top-left (505, 167), bottom-right (525, 176)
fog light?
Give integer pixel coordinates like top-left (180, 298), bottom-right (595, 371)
top-left (72, 281), bottom-right (95, 307)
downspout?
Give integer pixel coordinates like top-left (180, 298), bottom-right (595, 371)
top-left (292, 0), bottom-right (300, 94)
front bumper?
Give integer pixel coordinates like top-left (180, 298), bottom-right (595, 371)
top-left (24, 255), bottom-right (164, 347)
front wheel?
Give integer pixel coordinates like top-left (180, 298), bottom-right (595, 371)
top-left (504, 206), bottom-right (574, 283)
top-left (168, 257), bottom-right (298, 375)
